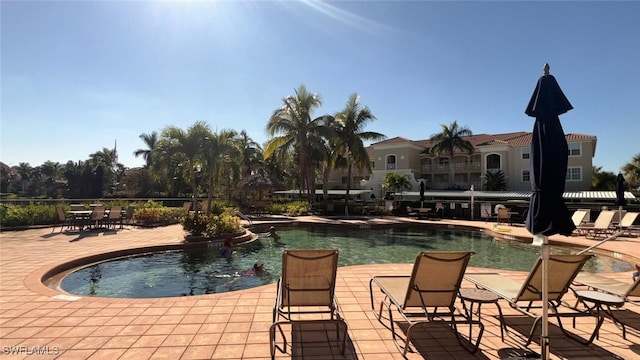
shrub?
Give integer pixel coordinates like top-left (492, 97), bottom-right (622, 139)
top-left (135, 206), bottom-right (183, 227)
top-left (181, 208), bottom-right (242, 237)
top-left (0, 203), bottom-right (57, 227)
top-left (267, 201), bottom-right (309, 216)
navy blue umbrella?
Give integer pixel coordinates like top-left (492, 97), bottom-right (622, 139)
top-left (525, 64), bottom-right (576, 237)
top-left (419, 181), bottom-right (425, 203)
top-left (524, 64), bottom-right (575, 360)
top-left (615, 173), bottom-right (627, 207)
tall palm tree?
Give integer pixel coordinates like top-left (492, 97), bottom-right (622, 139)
top-left (264, 84), bottom-right (331, 202)
top-left (429, 121), bottom-right (474, 189)
top-left (154, 121), bottom-right (211, 211)
top-left (88, 147), bottom-right (122, 196)
top-left (202, 129), bottom-right (241, 211)
top-left (333, 94), bottom-right (385, 214)
top-left (134, 131), bottom-right (158, 168)
top-left (238, 130), bottom-right (263, 177)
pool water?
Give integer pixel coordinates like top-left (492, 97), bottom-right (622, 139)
top-left (59, 226), bottom-right (632, 298)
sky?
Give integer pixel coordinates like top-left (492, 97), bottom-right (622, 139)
top-left (1, 1), bottom-right (639, 174)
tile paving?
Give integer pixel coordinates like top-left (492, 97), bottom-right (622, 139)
top-left (1, 216), bottom-right (639, 359)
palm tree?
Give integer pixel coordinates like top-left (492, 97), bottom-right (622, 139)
top-left (238, 130), bottom-right (263, 177)
top-left (134, 131), bottom-right (158, 168)
top-left (622, 153), bottom-right (640, 192)
top-left (429, 121), bottom-right (474, 189)
top-left (202, 129), bottom-right (241, 211)
top-left (264, 84), bottom-right (331, 202)
top-left (154, 121), bottom-right (211, 211)
top-left (381, 172), bottom-right (412, 210)
top-left (482, 170), bottom-right (507, 191)
top-left (333, 94), bottom-right (385, 215)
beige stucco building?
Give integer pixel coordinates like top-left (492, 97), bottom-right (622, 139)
top-left (327, 131), bottom-right (597, 197)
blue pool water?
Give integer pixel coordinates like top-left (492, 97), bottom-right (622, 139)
top-left (58, 226), bottom-right (632, 298)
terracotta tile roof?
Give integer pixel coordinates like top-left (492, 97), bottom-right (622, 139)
top-left (372, 131), bottom-right (596, 151)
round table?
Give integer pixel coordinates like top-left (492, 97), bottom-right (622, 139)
top-left (459, 288), bottom-right (505, 341)
top-left (574, 290), bottom-right (626, 340)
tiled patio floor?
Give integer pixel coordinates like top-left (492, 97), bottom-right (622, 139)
top-left (1, 216), bottom-right (639, 359)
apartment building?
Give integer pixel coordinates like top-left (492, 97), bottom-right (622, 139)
top-left (329, 131), bottom-right (597, 197)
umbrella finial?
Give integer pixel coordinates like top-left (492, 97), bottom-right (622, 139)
top-left (543, 63), bottom-right (550, 76)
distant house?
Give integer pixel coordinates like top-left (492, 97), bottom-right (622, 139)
top-left (325, 131), bottom-right (597, 197)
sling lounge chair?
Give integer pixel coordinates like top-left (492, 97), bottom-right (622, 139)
top-left (571, 209), bottom-right (590, 236)
top-left (464, 254), bottom-right (598, 345)
top-left (619, 212), bottom-right (639, 237)
top-left (573, 272), bottom-right (640, 339)
top-left (369, 251), bottom-right (480, 355)
top-left (270, 249), bottom-right (346, 360)
top-left (578, 210), bottom-right (616, 239)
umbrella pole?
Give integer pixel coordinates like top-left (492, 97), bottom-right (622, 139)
top-left (534, 234), bottom-right (551, 360)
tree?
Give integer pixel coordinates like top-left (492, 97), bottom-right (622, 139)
top-left (333, 93), bottom-right (385, 215)
top-left (238, 130), bottom-right (263, 177)
top-left (381, 172), bottom-right (412, 209)
top-left (482, 170), bottom-right (507, 191)
top-left (622, 153), bottom-right (640, 192)
top-left (591, 166), bottom-right (616, 190)
top-left (428, 121), bottom-right (474, 189)
top-left (154, 121), bottom-right (211, 211)
top-left (202, 129), bottom-right (241, 212)
top-left (134, 131), bottom-right (158, 168)
top-left (264, 84), bottom-right (331, 202)
top-left (88, 147), bottom-right (122, 197)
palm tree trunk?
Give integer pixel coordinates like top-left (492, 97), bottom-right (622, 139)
top-left (344, 163), bottom-right (352, 216)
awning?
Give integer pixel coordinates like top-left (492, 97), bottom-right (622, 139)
top-left (395, 190), bottom-right (636, 201)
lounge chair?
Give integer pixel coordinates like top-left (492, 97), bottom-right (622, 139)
top-left (369, 251), bottom-right (481, 355)
top-left (574, 272), bottom-right (640, 305)
top-left (181, 201), bottom-right (192, 214)
top-left (270, 249), bottom-right (346, 359)
top-left (577, 210), bottom-right (616, 239)
top-left (464, 254), bottom-right (599, 345)
top-left (571, 209), bottom-right (590, 235)
top-left (572, 272), bottom-right (640, 339)
top-left (619, 212), bottom-right (639, 237)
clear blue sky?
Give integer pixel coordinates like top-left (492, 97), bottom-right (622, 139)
top-left (2, 1), bottom-right (638, 174)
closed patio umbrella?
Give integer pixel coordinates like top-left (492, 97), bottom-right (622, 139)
top-left (524, 63), bottom-right (576, 359)
top-left (419, 180), bottom-right (425, 207)
top-left (615, 173), bottom-right (627, 207)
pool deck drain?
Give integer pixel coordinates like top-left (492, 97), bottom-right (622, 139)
top-left (1, 216), bottom-right (639, 359)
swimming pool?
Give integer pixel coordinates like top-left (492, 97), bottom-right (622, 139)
top-left (57, 225), bottom-right (632, 298)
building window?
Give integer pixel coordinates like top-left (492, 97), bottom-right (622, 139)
top-left (486, 154), bottom-right (501, 170)
top-left (371, 161), bottom-right (375, 169)
top-left (521, 148), bottom-right (530, 160)
top-left (386, 155), bottom-right (396, 170)
top-left (438, 157), bottom-right (449, 166)
top-left (522, 170), bottom-right (530, 182)
top-left (568, 143), bottom-right (581, 156)
top-left (566, 167), bottom-right (582, 181)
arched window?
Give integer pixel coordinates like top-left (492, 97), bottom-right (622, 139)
top-left (386, 155), bottom-right (396, 170)
top-left (486, 154), bottom-right (501, 171)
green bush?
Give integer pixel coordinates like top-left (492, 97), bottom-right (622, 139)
top-left (267, 201), bottom-right (309, 216)
top-left (181, 208), bottom-right (241, 237)
top-left (135, 206), bottom-right (183, 226)
top-left (0, 203), bottom-right (57, 227)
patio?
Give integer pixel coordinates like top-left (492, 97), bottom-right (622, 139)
top-left (1, 217), bottom-right (639, 359)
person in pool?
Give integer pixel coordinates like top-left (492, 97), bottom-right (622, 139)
top-left (220, 238), bottom-right (234, 257)
top-left (242, 260), bottom-right (265, 276)
top-left (268, 226), bottom-right (280, 240)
